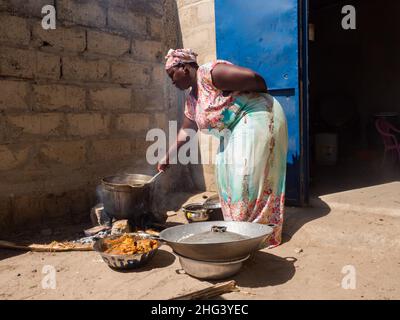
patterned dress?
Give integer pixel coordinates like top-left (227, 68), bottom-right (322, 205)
top-left (185, 60), bottom-right (288, 247)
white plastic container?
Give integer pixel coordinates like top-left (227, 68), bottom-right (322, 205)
top-left (315, 133), bottom-right (338, 165)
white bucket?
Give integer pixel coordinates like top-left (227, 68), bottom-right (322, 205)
top-left (315, 133), bottom-right (338, 165)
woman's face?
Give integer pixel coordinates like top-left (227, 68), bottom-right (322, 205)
top-left (166, 65), bottom-right (191, 90)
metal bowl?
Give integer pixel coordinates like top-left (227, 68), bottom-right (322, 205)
top-left (182, 203), bottom-right (210, 223)
top-left (93, 233), bottom-right (160, 270)
top-left (175, 252), bottom-right (250, 280)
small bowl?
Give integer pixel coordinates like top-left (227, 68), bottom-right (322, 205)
top-left (175, 253), bottom-right (250, 280)
top-left (182, 203), bottom-right (210, 223)
top-left (93, 233), bottom-right (160, 270)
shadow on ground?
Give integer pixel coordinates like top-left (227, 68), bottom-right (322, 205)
top-left (310, 158), bottom-right (400, 196)
top-left (0, 218), bottom-right (92, 262)
top-left (0, 249), bottom-right (27, 261)
top-left (282, 197), bottom-right (331, 244)
top-left (232, 251), bottom-right (297, 288)
top-left (200, 251), bottom-right (297, 292)
top-left (108, 249), bottom-right (176, 273)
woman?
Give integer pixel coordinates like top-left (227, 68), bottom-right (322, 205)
top-left (158, 49), bottom-right (288, 247)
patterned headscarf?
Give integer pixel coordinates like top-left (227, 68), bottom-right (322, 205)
top-left (165, 48), bottom-right (198, 70)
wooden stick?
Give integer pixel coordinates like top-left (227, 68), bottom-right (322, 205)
top-left (170, 280), bottom-right (239, 300)
top-left (0, 240), bottom-right (93, 252)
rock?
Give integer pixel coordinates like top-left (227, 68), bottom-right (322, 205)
top-left (84, 225), bottom-right (110, 237)
top-left (41, 228), bottom-right (52, 236)
top-left (111, 220), bottom-right (131, 235)
top-left (90, 203), bottom-right (111, 227)
top-left (167, 211), bottom-right (177, 217)
top-left (294, 248), bottom-right (303, 254)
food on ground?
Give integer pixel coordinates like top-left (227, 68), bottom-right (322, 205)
top-left (103, 234), bottom-right (158, 255)
top-left (29, 241), bottom-right (93, 251)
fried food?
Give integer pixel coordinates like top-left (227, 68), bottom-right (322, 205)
top-left (103, 234), bottom-right (158, 255)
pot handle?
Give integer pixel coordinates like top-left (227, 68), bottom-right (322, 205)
top-left (211, 226), bottom-right (227, 233)
top-left (150, 235), bottom-right (167, 244)
top-left (135, 232), bottom-right (166, 243)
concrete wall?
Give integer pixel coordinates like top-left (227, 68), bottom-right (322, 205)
top-left (0, 0), bottom-right (183, 233)
top-left (176, 0), bottom-right (218, 192)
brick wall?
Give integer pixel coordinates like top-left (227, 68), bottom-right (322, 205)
top-left (176, 0), bottom-right (218, 191)
top-left (0, 0), bottom-right (184, 233)
top-left (177, 0), bottom-right (216, 65)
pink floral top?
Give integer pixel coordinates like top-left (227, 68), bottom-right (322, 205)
top-left (184, 60), bottom-right (242, 132)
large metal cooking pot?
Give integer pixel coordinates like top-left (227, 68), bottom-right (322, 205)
top-left (158, 221), bottom-right (275, 262)
top-left (101, 174), bottom-right (153, 225)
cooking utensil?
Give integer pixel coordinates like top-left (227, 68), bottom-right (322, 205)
top-left (202, 194), bottom-right (221, 210)
top-left (201, 195), bottom-right (223, 221)
top-left (182, 203), bottom-right (210, 223)
top-left (146, 171), bottom-right (163, 185)
top-left (127, 171), bottom-right (163, 188)
top-left (101, 174), bottom-right (153, 223)
top-left (157, 221), bottom-right (275, 262)
top-left (175, 252), bottom-right (250, 280)
top-left (93, 233), bottom-right (160, 270)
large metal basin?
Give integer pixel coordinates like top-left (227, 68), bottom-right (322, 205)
top-left (176, 253), bottom-right (250, 280)
top-left (101, 174), bottom-right (153, 225)
top-left (159, 221), bottom-right (274, 262)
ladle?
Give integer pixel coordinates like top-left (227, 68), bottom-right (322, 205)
top-left (147, 171), bottom-right (163, 184)
top-left (129, 171), bottom-right (163, 188)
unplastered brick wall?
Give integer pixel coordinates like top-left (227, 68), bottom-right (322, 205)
top-left (0, 0), bottom-right (183, 232)
top-left (176, 0), bottom-right (217, 191)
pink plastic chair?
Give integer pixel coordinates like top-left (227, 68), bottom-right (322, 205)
top-left (375, 118), bottom-right (400, 164)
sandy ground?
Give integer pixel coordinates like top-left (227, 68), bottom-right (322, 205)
top-left (1, 186), bottom-right (399, 300)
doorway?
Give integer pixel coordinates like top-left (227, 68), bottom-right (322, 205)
top-left (308, 0), bottom-right (400, 196)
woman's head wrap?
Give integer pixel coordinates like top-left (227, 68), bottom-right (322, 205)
top-left (165, 48), bottom-right (198, 70)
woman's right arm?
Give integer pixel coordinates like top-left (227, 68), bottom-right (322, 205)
top-left (157, 115), bottom-right (198, 172)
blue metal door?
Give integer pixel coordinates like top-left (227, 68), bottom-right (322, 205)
top-left (215, 0), bottom-right (307, 205)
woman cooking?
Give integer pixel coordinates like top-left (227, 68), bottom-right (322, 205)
top-left (158, 49), bottom-right (288, 248)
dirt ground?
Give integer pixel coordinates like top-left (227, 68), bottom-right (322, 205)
top-left (1, 186), bottom-right (399, 300)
